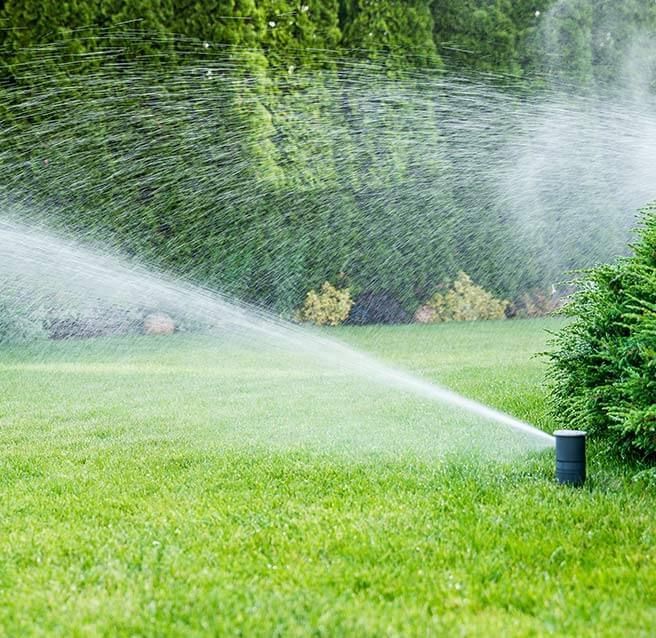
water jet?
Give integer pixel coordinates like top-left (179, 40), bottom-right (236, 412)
top-left (0, 220), bottom-right (556, 456)
top-left (554, 430), bottom-right (586, 486)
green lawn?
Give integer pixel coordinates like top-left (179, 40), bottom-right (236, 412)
top-left (1, 319), bottom-right (655, 637)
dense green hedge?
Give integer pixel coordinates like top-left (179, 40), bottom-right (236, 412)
top-left (0, 1), bottom-right (653, 320)
top-left (548, 205), bottom-right (656, 459)
top-left (0, 54), bottom-right (466, 313)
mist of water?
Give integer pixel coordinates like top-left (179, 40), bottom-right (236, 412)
top-left (3, 48), bottom-right (654, 297)
top-left (2, 19), bottom-right (655, 456)
top-left (0, 219), bottom-right (555, 451)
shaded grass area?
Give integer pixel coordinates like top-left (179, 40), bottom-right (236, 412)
top-left (1, 319), bottom-right (655, 636)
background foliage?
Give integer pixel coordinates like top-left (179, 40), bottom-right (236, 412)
top-left (0, 0), bottom-right (654, 322)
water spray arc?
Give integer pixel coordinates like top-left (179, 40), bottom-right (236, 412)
top-left (5, 37), bottom-right (649, 460)
top-left (0, 220), bottom-right (555, 452)
top-left (3, 46), bottom-right (656, 320)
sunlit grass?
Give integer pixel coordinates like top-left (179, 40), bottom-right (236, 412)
top-left (1, 318), bottom-right (655, 636)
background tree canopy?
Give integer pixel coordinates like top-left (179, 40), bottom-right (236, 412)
top-left (0, 0), bottom-right (654, 316)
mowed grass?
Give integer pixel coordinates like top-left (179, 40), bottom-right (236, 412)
top-left (0, 319), bottom-right (655, 637)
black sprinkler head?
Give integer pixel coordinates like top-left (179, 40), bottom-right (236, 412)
top-left (554, 430), bottom-right (586, 486)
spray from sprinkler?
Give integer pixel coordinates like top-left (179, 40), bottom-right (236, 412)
top-left (554, 430), bottom-right (586, 486)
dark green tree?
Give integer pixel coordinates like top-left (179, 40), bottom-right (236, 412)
top-left (0, 0), bottom-right (101, 74)
top-left (340, 0), bottom-right (440, 70)
top-left (431, 1), bottom-right (556, 76)
top-left (171, 1), bottom-right (265, 48)
top-left (531, 0), bottom-right (656, 88)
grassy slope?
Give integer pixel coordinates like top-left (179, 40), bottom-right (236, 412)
top-left (0, 319), bottom-right (655, 637)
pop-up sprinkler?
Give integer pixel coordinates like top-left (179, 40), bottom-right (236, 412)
top-left (554, 430), bottom-right (586, 486)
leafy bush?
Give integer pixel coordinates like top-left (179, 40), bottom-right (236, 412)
top-left (547, 205), bottom-right (656, 459)
top-left (0, 290), bottom-right (45, 343)
top-left (506, 287), bottom-right (567, 319)
top-left (43, 304), bottom-right (143, 340)
top-left (0, 1), bottom-right (647, 318)
top-left (347, 291), bottom-right (410, 325)
top-left (300, 282), bottom-right (353, 326)
top-left (416, 272), bottom-right (509, 323)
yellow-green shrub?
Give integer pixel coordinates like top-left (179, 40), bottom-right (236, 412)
top-left (300, 282), bottom-right (353, 326)
top-left (421, 272), bottom-right (508, 322)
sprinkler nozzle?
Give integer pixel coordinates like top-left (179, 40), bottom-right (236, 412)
top-left (554, 430), bottom-right (586, 486)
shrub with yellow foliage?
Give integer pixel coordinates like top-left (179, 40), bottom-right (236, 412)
top-left (417, 272), bottom-right (508, 323)
top-left (300, 282), bottom-right (353, 326)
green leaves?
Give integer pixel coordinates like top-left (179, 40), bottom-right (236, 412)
top-left (341, 0), bottom-right (441, 71)
top-left (548, 205), bottom-right (656, 459)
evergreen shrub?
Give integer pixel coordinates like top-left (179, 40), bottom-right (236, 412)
top-left (548, 205), bottom-right (656, 458)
